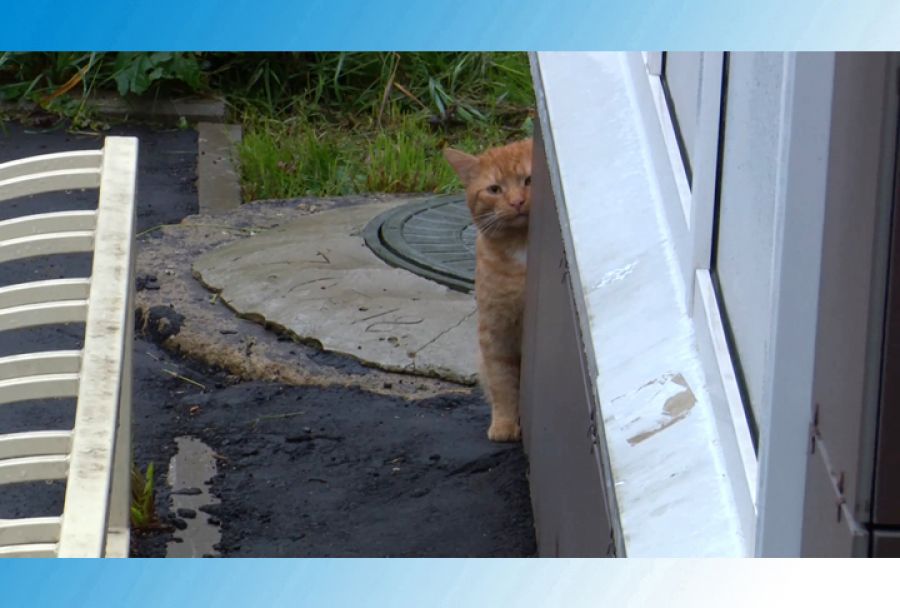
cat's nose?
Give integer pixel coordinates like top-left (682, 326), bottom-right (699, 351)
top-left (510, 200), bottom-right (526, 213)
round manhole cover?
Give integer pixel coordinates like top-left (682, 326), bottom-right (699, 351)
top-left (363, 195), bottom-right (476, 293)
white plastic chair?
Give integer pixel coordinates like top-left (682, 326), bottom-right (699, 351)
top-left (0, 137), bottom-right (138, 557)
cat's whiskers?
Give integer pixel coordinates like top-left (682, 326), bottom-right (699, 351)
top-left (473, 211), bottom-right (494, 225)
top-left (479, 221), bottom-right (501, 238)
top-left (485, 222), bottom-right (503, 238)
top-left (474, 212), bottom-right (504, 237)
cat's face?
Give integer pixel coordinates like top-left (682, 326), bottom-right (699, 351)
top-left (443, 138), bottom-right (533, 236)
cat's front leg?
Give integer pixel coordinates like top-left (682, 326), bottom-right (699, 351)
top-left (479, 352), bottom-right (522, 442)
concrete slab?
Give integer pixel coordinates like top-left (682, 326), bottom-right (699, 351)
top-left (1, 94), bottom-right (227, 125)
top-left (135, 195), bottom-right (472, 399)
top-left (193, 202), bottom-right (479, 384)
top-left (197, 122), bottom-right (243, 214)
top-left (86, 93), bottom-right (227, 124)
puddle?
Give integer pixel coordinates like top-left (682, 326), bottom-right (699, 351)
top-left (165, 436), bottom-right (222, 558)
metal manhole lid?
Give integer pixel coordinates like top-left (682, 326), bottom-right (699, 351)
top-left (363, 195), bottom-right (476, 293)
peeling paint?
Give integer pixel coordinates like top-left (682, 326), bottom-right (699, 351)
top-left (591, 261), bottom-right (637, 291)
top-left (626, 373), bottom-right (696, 446)
top-left (612, 372), bottom-right (672, 403)
top-left (664, 382), bottom-right (695, 418)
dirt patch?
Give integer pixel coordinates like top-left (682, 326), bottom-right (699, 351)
top-left (128, 344), bottom-right (535, 556)
top-left (127, 259), bottom-right (536, 557)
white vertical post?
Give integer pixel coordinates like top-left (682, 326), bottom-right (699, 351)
top-left (105, 253), bottom-right (135, 558)
top-left (754, 53), bottom-right (835, 556)
top-left (57, 136), bottom-right (138, 557)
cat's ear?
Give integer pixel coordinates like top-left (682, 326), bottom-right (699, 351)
top-left (443, 148), bottom-right (478, 185)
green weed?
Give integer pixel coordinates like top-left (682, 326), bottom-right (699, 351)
top-left (130, 462), bottom-right (158, 530)
top-left (0, 52), bottom-right (536, 196)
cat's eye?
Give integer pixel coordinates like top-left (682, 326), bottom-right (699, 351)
top-left (524, 176), bottom-right (532, 186)
top-left (487, 185), bottom-right (502, 194)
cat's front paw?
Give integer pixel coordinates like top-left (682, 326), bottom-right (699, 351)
top-left (488, 419), bottom-right (521, 442)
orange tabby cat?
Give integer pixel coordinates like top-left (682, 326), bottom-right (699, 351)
top-left (443, 138), bottom-right (533, 442)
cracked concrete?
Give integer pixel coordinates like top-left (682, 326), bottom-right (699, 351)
top-left (135, 196), bottom-right (477, 396)
top-left (192, 201), bottom-right (479, 384)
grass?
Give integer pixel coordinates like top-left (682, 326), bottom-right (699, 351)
top-left (130, 462), bottom-right (158, 530)
top-left (234, 53), bottom-right (535, 199)
top-left (0, 52), bottom-right (536, 198)
top-left (239, 110), bottom-right (520, 200)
